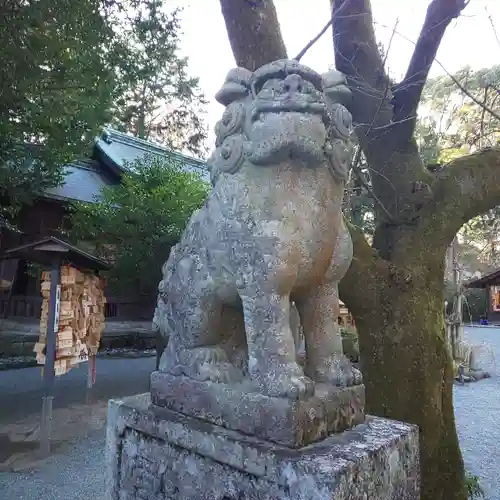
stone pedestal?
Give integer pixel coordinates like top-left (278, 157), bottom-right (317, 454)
top-left (106, 393), bottom-right (420, 500)
top-left (150, 372), bottom-right (365, 448)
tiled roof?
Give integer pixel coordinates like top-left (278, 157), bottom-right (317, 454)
top-left (0, 236), bottom-right (111, 271)
top-left (44, 159), bottom-right (115, 203)
top-left (44, 128), bottom-right (209, 204)
top-left (95, 128), bottom-right (209, 181)
top-left (465, 268), bottom-right (500, 288)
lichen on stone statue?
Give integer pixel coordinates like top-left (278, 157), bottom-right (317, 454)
top-left (153, 59), bottom-right (362, 400)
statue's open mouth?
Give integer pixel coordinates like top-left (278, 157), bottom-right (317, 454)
top-left (251, 100), bottom-right (328, 126)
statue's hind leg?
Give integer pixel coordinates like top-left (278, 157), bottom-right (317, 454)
top-left (296, 220), bottom-right (362, 387)
top-left (295, 281), bottom-right (362, 386)
top-left (159, 289), bottom-right (243, 383)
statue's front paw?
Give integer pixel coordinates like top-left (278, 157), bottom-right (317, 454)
top-left (196, 362), bottom-right (244, 384)
top-left (253, 363), bottom-right (315, 399)
top-left (308, 355), bottom-right (363, 387)
top-left (267, 374), bottom-right (315, 400)
top-left (173, 347), bottom-right (244, 384)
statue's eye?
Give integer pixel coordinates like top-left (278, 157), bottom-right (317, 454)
top-left (302, 81), bottom-right (322, 101)
top-left (260, 78), bottom-right (281, 93)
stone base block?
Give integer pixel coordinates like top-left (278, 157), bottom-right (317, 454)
top-left (106, 393), bottom-right (420, 500)
top-left (150, 371), bottom-right (365, 448)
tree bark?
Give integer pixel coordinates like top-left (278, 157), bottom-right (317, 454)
top-left (219, 2), bottom-right (500, 499)
top-left (340, 148), bottom-right (500, 499)
top-left (219, 0), bottom-right (287, 71)
top-left (340, 249), bottom-right (464, 500)
top-left (330, 2), bottom-right (478, 498)
top-left (340, 206), bottom-right (467, 500)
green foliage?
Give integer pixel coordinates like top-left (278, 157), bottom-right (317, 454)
top-left (105, 1), bottom-right (207, 156)
top-left (0, 0), bottom-right (115, 223)
top-left (463, 288), bottom-right (488, 323)
top-left (418, 65), bottom-right (500, 164)
top-left (465, 473), bottom-right (485, 499)
top-left (0, 0), bottom-right (206, 233)
top-left (444, 287), bottom-right (487, 323)
top-left (419, 66), bottom-right (500, 268)
top-left (461, 209), bottom-right (500, 270)
top-left (414, 120), bottom-right (442, 166)
top-left (343, 146), bottom-right (375, 236)
top-left (421, 66), bottom-right (500, 155)
top-left (340, 325), bottom-right (360, 363)
top-left (350, 65), bottom-right (500, 242)
top-left (67, 156), bottom-right (209, 297)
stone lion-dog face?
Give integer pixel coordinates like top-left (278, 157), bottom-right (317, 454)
top-left (210, 59), bottom-right (354, 184)
top-left (155, 59), bottom-right (362, 400)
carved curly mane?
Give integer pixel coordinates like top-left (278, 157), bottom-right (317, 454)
top-left (207, 60), bottom-right (354, 186)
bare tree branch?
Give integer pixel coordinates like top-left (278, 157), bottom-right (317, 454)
top-left (330, 0), bottom-right (393, 139)
top-left (349, 15), bottom-right (399, 223)
top-left (375, 20), bottom-right (500, 125)
top-left (445, 73), bottom-right (500, 122)
top-left (219, 0), bottom-right (287, 71)
top-left (294, 0), bottom-right (352, 61)
top-left (351, 157), bottom-right (395, 222)
top-left (430, 147), bottom-right (500, 242)
top-left (381, 18), bottom-right (399, 69)
top-left (480, 86), bottom-right (488, 149)
top-left (392, 0), bottom-right (470, 141)
top-left (486, 6), bottom-right (500, 51)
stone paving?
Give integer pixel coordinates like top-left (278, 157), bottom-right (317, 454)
top-left (0, 356), bottom-right (155, 423)
top-left (0, 429), bottom-right (107, 500)
top-left (0, 327), bottom-right (498, 499)
top-left (454, 326), bottom-right (500, 500)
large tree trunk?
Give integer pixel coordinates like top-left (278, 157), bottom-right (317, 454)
top-left (340, 219), bottom-right (466, 499)
top-left (219, 2), bottom-right (500, 499)
top-left (352, 277), bottom-right (463, 498)
top-left (340, 147), bottom-right (500, 500)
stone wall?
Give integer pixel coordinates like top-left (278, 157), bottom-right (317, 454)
top-left (106, 394), bottom-right (420, 500)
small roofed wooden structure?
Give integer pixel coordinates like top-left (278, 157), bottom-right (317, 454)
top-left (464, 267), bottom-right (500, 324)
top-left (338, 300), bottom-right (355, 328)
top-left (0, 237), bottom-right (110, 455)
top-left (0, 236), bottom-right (111, 271)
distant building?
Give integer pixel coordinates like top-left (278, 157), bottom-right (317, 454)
top-left (0, 128), bottom-right (208, 321)
top-left (464, 268), bottom-right (500, 324)
top-left (338, 300), bottom-right (355, 329)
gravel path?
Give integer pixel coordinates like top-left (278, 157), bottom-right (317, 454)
top-left (0, 429), bottom-right (106, 500)
top-left (0, 327), bottom-right (498, 499)
top-left (454, 326), bottom-right (500, 500)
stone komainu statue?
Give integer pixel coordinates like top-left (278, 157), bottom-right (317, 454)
top-left (153, 59), bottom-right (361, 399)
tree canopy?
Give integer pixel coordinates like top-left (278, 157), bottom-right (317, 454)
top-left (418, 65), bottom-right (500, 271)
top-left (0, 0), bottom-right (115, 224)
top-left (0, 0), bottom-right (207, 232)
top-left (418, 65), bottom-right (500, 163)
top-left (67, 156), bottom-right (209, 297)
top-left (106, 0), bottom-right (207, 155)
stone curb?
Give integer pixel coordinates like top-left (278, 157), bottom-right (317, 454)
top-left (467, 324), bottom-right (500, 328)
top-left (0, 358), bottom-right (38, 371)
top-left (0, 348), bottom-right (156, 371)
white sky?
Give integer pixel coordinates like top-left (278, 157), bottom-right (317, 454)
top-left (164, 0), bottom-right (500, 149)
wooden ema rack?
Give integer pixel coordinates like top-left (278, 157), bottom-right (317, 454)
top-left (34, 265), bottom-right (106, 376)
